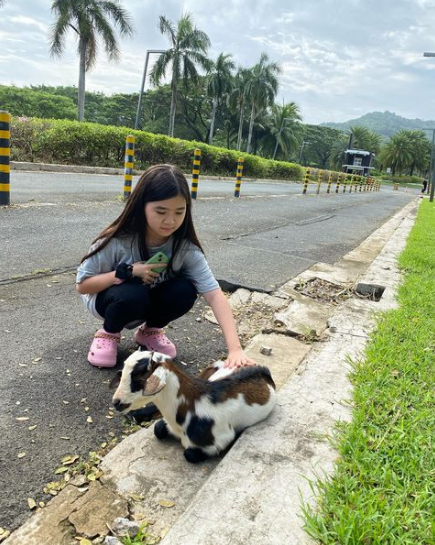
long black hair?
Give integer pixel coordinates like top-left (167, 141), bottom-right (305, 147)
top-left (81, 164), bottom-right (203, 269)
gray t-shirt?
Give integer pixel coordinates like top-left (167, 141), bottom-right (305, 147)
top-left (76, 235), bottom-right (219, 319)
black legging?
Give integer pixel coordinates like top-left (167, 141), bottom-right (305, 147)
top-left (95, 277), bottom-right (198, 333)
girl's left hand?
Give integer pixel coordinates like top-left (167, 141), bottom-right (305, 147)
top-left (224, 349), bottom-right (256, 369)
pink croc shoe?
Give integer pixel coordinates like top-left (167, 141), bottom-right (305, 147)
top-left (134, 325), bottom-right (177, 359)
top-left (88, 329), bottom-right (120, 368)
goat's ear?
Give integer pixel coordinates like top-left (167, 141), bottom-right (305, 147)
top-left (152, 351), bottom-right (172, 364)
top-left (109, 371), bottom-right (122, 390)
top-left (143, 366), bottom-right (167, 396)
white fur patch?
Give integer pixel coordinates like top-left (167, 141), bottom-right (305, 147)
top-left (153, 365), bottom-right (167, 382)
top-left (152, 352), bottom-right (172, 364)
top-left (208, 366), bottom-right (235, 381)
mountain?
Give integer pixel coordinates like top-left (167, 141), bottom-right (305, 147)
top-left (321, 111), bottom-right (435, 140)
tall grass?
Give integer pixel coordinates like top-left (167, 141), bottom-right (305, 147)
top-left (303, 200), bottom-right (435, 544)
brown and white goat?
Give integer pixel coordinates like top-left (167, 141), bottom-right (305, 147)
top-left (111, 350), bottom-right (277, 463)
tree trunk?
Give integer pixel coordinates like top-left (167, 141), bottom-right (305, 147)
top-left (246, 103), bottom-right (255, 154)
top-left (78, 41), bottom-right (86, 122)
top-left (168, 85), bottom-right (177, 137)
top-left (236, 107), bottom-right (244, 151)
top-left (208, 98), bottom-right (217, 145)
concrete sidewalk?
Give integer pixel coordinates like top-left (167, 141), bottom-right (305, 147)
top-left (4, 199), bottom-right (418, 545)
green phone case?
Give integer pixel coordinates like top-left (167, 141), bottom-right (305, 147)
top-left (146, 251), bottom-right (169, 273)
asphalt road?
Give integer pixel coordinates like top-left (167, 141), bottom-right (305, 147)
top-left (1, 172), bottom-right (417, 532)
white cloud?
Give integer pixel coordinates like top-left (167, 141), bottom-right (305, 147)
top-left (0, 0), bottom-right (435, 124)
top-left (9, 15), bottom-right (47, 32)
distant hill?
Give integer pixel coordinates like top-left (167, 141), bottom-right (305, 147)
top-left (321, 111), bottom-right (435, 140)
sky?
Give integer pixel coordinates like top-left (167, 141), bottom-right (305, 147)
top-left (2, 0), bottom-right (435, 125)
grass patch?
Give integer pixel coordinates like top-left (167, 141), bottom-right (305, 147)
top-left (302, 200), bottom-right (435, 544)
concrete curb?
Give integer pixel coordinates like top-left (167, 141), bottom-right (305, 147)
top-left (10, 161), bottom-right (298, 184)
top-left (160, 200), bottom-right (417, 544)
top-left (4, 199), bottom-right (419, 545)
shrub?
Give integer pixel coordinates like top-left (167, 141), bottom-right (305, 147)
top-left (9, 117), bottom-right (303, 181)
top-left (380, 174), bottom-right (423, 184)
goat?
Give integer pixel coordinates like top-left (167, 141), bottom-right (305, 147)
top-left (111, 350), bottom-right (277, 463)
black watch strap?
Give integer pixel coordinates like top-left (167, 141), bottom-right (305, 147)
top-left (115, 263), bottom-right (134, 280)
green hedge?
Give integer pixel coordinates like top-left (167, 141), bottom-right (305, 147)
top-left (380, 174), bottom-right (424, 184)
top-left (10, 117), bottom-right (304, 181)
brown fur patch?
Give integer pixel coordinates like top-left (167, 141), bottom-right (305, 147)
top-left (198, 365), bottom-right (219, 381)
top-left (164, 361), bottom-right (205, 404)
top-left (165, 361), bottom-right (273, 408)
top-left (225, 381), bottom-right (272, 406)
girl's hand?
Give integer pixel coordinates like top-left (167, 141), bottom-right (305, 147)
top-left (224, 348), bottom-right (256, 369)
top-left (132, 262), bottom-right (167, 284)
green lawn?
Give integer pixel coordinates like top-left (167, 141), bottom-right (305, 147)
top-left (303, 200), bottom-right (435, 544)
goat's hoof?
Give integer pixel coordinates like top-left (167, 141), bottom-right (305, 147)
top-left (184, 447), bottom-right (209, 464)
top-left (154, 419), bottom-right (169, 440)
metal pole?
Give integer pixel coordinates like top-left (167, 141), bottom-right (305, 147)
top-left (191, 149), bottom-right (201, 199)
top-left (423, 128), bottom-right (435, 200)
top-left (298, 141), bottom-right (308, 164)
top-left (123, 135), bottom-right (135, 200)
top-left (422, 52), bottom-right (435, 195)
top-left (234, 158), bottom-right (244, 197)
top-left (134, 49), bottom-right (165, 131)
top-left (431, 130), bottom-right (435, 202)
top-left (134, 51), bottom-right (150, 130)
top-left (0, 111), bottom-right (11, 206)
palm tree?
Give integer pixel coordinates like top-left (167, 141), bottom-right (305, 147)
top-left (206, 53), bottom-right (235, 145)
top-left (245, 53), bottom-right (281, 154)
top-left (349, 125), bottom-right (382, 154)
top-left (380, 131), bottom-right (414, 175)
top-left (269, 102), bottom-right (302, 160)
top-left (330, 136), bottom-right (349, 171)
top-left (150, 13), bottom-right (210, 138)
top-left (405, 130), bottom-right (430, 175)
top-left (50, 0), bottom-right (133, 122)
top-left (229, 68), bottom-right (251, 151)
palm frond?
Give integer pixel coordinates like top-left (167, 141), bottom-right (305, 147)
top-left (159, 15), bottom-right (177, 47)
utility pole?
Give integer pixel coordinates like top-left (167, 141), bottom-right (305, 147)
top-left (422, 52), bottom-right (435, 201)
top-left (134, 49), bottom-right (165, 130)
top-left (423, 128), bottom-right (435, 202)
top-left (298, 141), bottom-right (309, 164)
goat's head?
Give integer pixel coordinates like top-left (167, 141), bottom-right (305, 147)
top-left (111, 349), bottom-right (171, 413)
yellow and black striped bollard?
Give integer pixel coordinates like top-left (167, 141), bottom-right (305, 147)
top-left (349, 174), bottom-right (354, 193)
top-left (343, 173), bottom-right (349, 193)
top-left (234, 158), bottom-right (244, 197)
top-left (326, 171), bottom-right (333, 194)
top-left (191, 148), bottom-right (201, 199)
top-left (302, 168), bottom-right (311, 194)
top-left (0, 111), bottom-right (11, 206)
top-left (123, 135), bottom-right (135, 200)
top-left (316, 170), bottom-right (323, 195)
top-left (335, 172), bottom-right (342, 193)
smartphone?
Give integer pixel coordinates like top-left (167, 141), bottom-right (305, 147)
top-left (145, 251), bottom-right (169, 273)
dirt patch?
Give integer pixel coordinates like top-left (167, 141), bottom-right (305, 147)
top-left (231, 300), bottom-right (279, 346)
top-left (294, 278), bottom-right (354, 305)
